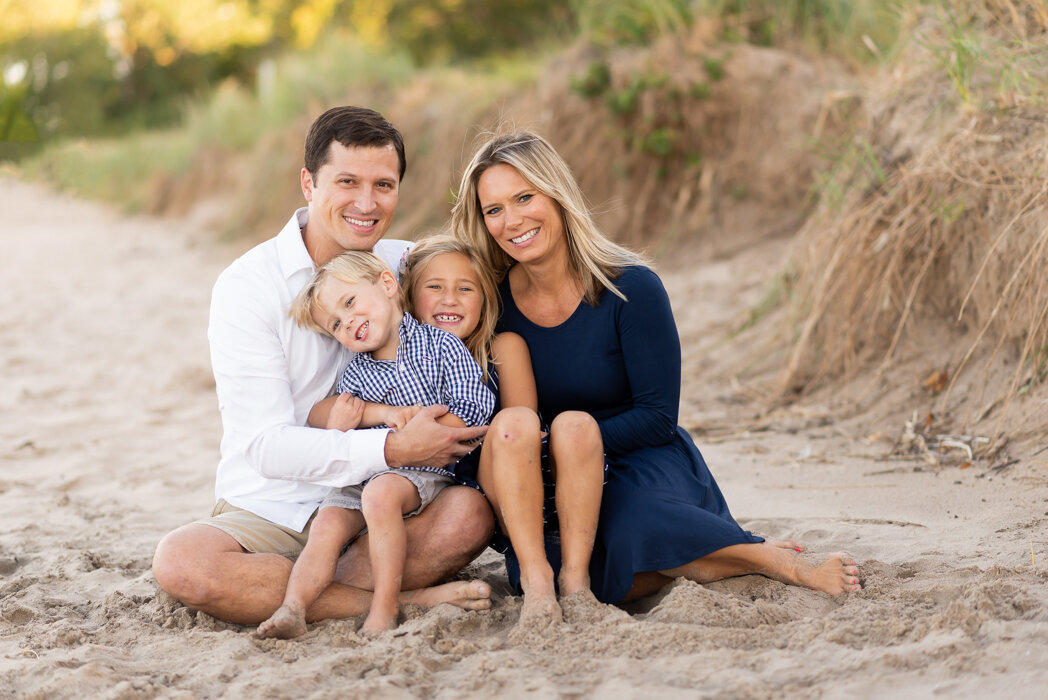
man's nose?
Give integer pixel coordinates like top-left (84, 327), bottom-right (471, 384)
top-left (354, 186), bottom-right (375, 213)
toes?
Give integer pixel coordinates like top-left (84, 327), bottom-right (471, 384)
top-left (469, 581), bottom-right (492, 599)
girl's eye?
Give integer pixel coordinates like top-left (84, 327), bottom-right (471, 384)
top-left (426, 284), bottom-right (442, 291)
top-left (458, 286), bottom-right (475, 293)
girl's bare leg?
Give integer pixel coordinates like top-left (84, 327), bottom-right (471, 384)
top-left (257, 506), bottom-right (365, 638)
top-left (477, 407), bottom-right (560, 622)
top-left (359, 474), bottom-right (422, 634)
top-left (622, 543), bottom-right (860, 602)
top-left (547, 411), bottom-right (603, 598)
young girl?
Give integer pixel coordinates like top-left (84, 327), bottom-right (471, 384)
top-left (401, 235), bottom-right (607, 623)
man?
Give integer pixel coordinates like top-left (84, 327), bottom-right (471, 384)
top-left (152, 106), bottom-right (493, 626)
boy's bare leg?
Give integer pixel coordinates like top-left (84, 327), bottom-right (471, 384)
top-left (257, 506), bottom-right (365, 639)
top-left (476, 407), bottom-right (560, 624)
top-left (153, 486), bottom-right (493, 625)
top-left (359, 474), bottom-right (422, 634)
top-left (334, 483), bottom-right (493, 605)
top-left (547, 411), bottom-right (603, 599)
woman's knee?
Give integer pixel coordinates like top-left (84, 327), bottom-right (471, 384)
top-left (488, 406), bottom-right (541, 449)
top-left (550, 411), bottom-right (601, 451)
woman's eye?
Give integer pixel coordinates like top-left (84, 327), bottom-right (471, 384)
top-left (519, 194), bottom-right (532, 203)
top-left (484, 206), bottom-right (501, 216)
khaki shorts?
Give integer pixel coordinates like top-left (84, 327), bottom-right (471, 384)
top-left (196, 499), bottom-right (314, 559)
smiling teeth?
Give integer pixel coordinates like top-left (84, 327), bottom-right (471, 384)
top-left (510, 229), bottom-right (537, 244)
top-left (434, 314), bottom-right (461, 323)
top-left (356, 321), bottom-right (368, 340)
top-left (345, 216), bottom-right (376, 228)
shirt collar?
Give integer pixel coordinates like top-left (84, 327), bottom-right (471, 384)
top-left (276, 208), bottom-right (315, 282)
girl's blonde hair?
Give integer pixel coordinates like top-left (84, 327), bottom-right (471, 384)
top-left (401, 234), bottom-right (499, 380)
top-left (290, 250), bottom-right (393, 335)
top-left (450, 130), bottom-right (647, 304)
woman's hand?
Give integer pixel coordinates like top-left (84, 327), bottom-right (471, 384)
top-left (326, 393), bottom-right (365, 431)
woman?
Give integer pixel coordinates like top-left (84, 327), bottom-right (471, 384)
top-left (451, 131), bottom-right (861, 605)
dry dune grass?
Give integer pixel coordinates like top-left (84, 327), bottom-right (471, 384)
top-left (776, 2), bottom-right (1048, 440)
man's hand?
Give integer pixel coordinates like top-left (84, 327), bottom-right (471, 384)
top-left (384, 404), bottom-right (487, 469)
top-left (326, 394), bottom-right (365, 431)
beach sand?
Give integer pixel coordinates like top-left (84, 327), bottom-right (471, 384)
top-left (2, 176), bottom-right (1047, 698)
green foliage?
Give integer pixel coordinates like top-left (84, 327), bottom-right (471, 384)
top-left (703, 56), bottom-right (726, 81)
top-left (641, 127), bottom-right (675, 156)
top-left (606, 77), bottom-right (646, 115)
top-left (571, 0), bottom-right (692, 46)
top-left (571, 60), bottom-right (612, 98)
top-left (696, 0), bottom-right (902, 64)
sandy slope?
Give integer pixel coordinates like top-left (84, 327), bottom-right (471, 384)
top-left (2, 176), bottom-right (1047, 699)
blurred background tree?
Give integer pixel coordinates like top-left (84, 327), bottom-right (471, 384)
top-left (0, 0), bottom-right (578, 161)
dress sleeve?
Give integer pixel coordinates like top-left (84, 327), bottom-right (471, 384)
top-left (597, 268), bottom-right (681, 455)
top-left (437, 333), bottom-right (496, 428)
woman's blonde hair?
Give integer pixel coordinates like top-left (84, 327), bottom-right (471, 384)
top-left (290, 250), bottom-right (393, 335)
top-left (401, 234), bottom-right (500, 380)
top-left (450, 130), bottom-right (647, 304)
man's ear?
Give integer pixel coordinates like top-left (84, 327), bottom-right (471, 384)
top-left (301, 168), bottom-right (314, 202)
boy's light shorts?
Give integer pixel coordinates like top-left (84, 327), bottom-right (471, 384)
top-left (196, 499), bottom-right (313, 559)
top-left (320, 468), bottom-right (452, 515)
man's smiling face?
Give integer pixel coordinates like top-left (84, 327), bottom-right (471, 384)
top-left (301, 141), bottom-right (400, 266)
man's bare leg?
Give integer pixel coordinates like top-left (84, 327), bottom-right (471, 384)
top-left (334, 484), bottom-right (494, 608)
top-left (154, 486), bottom-right (493, 626)
top-left (257, 506), bottom-right (366, 639)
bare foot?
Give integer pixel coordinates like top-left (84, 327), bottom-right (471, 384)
top-left (256, 604), bottom-right (307, 639)
top-left (401, 580), bottom-right (492, 610)
top-left (767, 538), bottom-right (805, 553)
top-left (520, 576), bottom-right (562, 626)
top-left (557, 568), bottom-right (593, 598)
top-left (793, 552), bottom-right (861, 596)
top-left (360, 607), bottom-right (398, 636)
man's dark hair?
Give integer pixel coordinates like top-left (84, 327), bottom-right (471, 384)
top-left (304, 106), bottom-right (406, 181)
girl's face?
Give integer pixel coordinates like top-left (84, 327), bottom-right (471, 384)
top-left (411, 252), bottom-right (485, 341)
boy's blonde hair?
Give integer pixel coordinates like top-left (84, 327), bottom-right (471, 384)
top-left (290, 250), bottom-right (396, 335)
top-left (450, 130), bottom-right (647, 304)
top-left (401, 234), bottom-right (499, 380)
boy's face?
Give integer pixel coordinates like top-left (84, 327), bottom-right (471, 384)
top-left (312, 271), bottom-right (402, 360)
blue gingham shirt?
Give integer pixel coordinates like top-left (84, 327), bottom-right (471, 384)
top-left (336, 312), bottom-right (495, 476)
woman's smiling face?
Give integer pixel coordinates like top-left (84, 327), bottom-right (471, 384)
top-left (477, 163), bottom-right (566, 265)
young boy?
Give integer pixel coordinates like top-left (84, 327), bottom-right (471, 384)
top-left (256, 251), bottom-right (494, 638)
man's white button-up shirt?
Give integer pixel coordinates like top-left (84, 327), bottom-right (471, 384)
top-left (208, 208), bottom-right (411, 531)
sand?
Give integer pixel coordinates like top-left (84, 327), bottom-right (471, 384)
top-left (2, 176), bottom-right (1048, 699)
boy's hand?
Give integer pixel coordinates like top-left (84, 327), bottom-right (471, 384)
top-left (326, 394), bottom-right (365, 431)
top-left (384, 405), bottom-right (423, 431)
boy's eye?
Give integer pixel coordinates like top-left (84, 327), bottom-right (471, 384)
top-left (345, 297), bottom-right (354, 307)
top-left (332, 320), bottom-right (341, 331)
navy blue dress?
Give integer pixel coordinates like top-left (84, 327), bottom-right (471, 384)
top-left (497, 265), bottom-right (763, 604)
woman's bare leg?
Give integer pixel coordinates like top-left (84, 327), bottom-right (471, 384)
top-left (547, 411), bottom-right (603, 598)
top-left (359, 474), bottom-right (422, 634)
top-left (257, 506), bottom-right (365, 638)
top-left (621, 542), bottom-right (860, 602)
top-left (477, 407), bottom-right (560, 622)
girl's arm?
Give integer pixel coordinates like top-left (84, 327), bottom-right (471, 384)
top-left (490, 332), bottom-right (538, 411)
